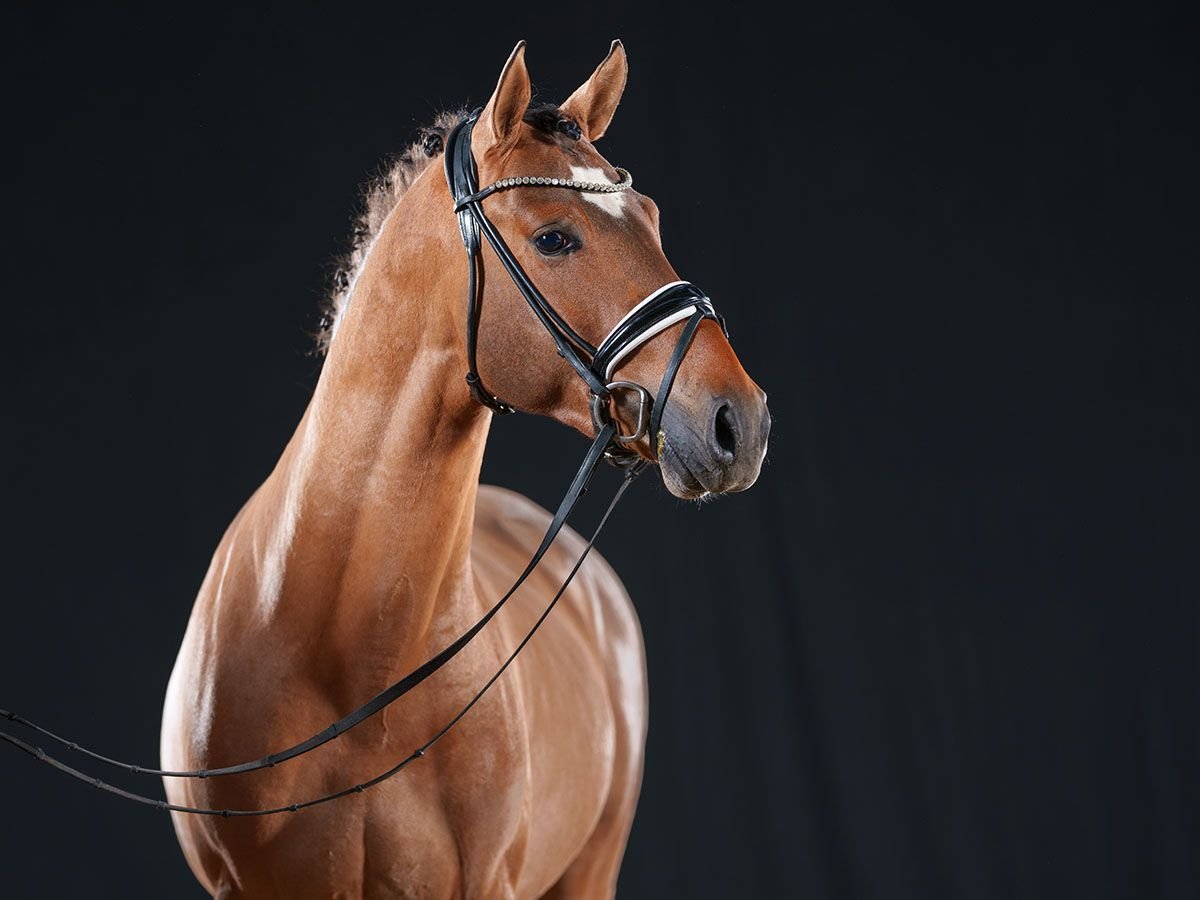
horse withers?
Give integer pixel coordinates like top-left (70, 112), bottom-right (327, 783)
top-left (161, 40), bottom-right (769, 899)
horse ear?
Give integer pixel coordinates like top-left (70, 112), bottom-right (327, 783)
top-left (477, 41), bottom-right (531, 156)
top-left (561, 40), bottom-right (628, 142)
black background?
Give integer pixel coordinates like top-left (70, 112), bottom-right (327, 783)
top-left (2, 3), bottom-right (1197, 898)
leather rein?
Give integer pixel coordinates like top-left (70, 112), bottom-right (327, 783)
top-left (0, 108), bottom-right (724, 817)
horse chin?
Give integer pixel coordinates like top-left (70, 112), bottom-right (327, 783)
top-left (660, 467), bottom-right (709, 501)
top-left (658, 442), bottom-right (715, 501)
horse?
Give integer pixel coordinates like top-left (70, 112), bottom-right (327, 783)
top-left (160, 40), bottom-right (770, 899)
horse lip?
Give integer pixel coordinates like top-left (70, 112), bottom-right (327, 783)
top-left (659, 439), bottom-right (711, 498)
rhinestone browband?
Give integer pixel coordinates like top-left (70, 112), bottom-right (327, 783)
top-left (474, 167), bottom-right (633, 198)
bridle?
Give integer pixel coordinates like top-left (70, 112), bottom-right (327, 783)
top-left (0, 108), bottom-right (725, 816)
top-left (445, 109), bottom-right (726, 463)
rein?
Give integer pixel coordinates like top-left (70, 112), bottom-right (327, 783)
top-left (0, 108), bottom-right (723, 816)
top-left (1, 424), bottom-right (632, 816)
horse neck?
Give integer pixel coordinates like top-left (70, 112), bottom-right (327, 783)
top-left (253, 174), bottom-right (490, 670)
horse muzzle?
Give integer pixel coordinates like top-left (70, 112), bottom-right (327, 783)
top-left (658, 388), bottom-right (771, 498)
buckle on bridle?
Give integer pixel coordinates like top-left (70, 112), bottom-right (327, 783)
top-left (590, 381), bottom-right (652, 447)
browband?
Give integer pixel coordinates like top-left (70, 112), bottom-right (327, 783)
top-left (454, 168), bottom-right (634, 211)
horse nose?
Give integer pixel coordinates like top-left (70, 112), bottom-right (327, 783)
top-left (705, 393), bottom-right (770, 486)
top-left (710, 401), bottom-right (739, 466)
top-left (658, 388), bottom-right (770, 497)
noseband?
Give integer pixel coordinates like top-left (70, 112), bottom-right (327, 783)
top-left (0, 108), bottom-right (730, 817)
top-left (444, 108), bottom-right (726, 463)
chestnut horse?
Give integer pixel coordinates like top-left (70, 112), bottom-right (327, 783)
top-left (160, 41), bottom-right (769, 899)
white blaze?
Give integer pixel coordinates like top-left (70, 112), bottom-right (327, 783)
top-left (569, 165), bottom-right (627, 218)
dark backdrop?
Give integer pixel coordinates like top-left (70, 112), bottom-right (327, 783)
top-left (2, 3), bottom-right (1196, 898)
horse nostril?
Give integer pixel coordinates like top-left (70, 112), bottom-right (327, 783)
top-left (712, 403), bottom-right (738, 464)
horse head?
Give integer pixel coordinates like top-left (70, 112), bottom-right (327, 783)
top-left (461, 41), bottom-right (771, 498)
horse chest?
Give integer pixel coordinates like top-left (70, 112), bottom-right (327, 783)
top-left (352, 618), bottom-right (616, 896)
top-left (352, 663), bottom-right (537, 896)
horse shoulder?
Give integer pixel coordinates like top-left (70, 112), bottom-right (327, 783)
top-left (472, 484), bottom-right (649, 895)
top-left (470, 484), bottom-right (647, 773)
top-left (471, 483), bottom-right (643, 650)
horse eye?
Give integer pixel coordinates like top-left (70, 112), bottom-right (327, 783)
top-left (533, 231), bottom-right (572, 256)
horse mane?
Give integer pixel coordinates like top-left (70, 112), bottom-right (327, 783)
top-left (314, 109), bottom-right (462, 354)
top-left (316, 101), bottom-right (575, 354)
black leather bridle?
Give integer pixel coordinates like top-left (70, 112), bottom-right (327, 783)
top-left (0, 108), bottom-right (726, 817)
top-left (445, 108), bottom-right (726, 464)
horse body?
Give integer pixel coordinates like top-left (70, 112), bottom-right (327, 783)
top-left (162, 395), bottom-right (647, 899)
top-left (161, 40), bottom-right (768, 898)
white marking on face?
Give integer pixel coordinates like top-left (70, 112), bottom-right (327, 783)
top-left (569, 165), bottom-right (627, 218)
